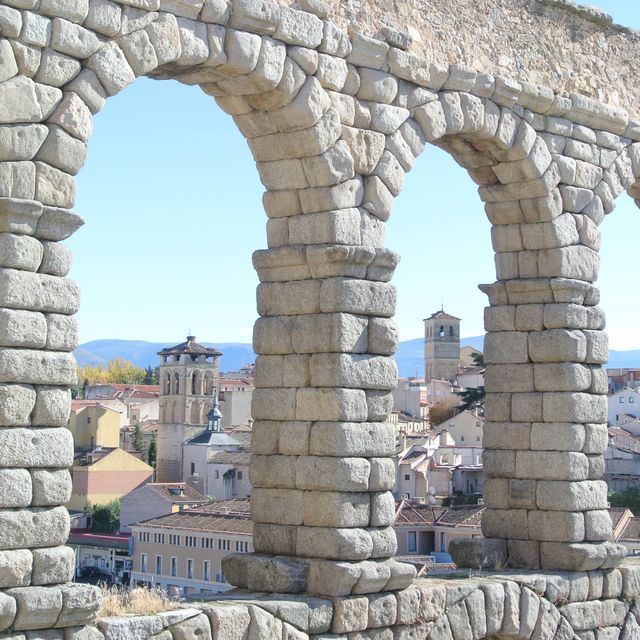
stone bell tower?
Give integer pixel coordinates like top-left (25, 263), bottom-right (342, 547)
top-left (424, 309), bottom-right (461, 383)
top-left (156, 336), bottom-right (222, 483)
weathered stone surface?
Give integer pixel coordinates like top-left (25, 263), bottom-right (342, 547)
top-left (0, 427), bottom-right (73, 468)
top-left (0, 549), bottom-right (32, 588)
top-left (98, 616), bottom-right (162, 640)
top-left (31, 546), bottom-right (74, 585)
top-left (168, 614), bottom-right (212, 640)
top-left (31, 468), bottom-right (72, 506)
top-left (8, 585), bottom-right (63, 630)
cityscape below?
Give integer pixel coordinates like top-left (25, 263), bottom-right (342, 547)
top-left (65, 309), bottom-right (640, 597)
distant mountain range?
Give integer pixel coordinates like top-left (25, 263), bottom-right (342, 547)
top-left (75, 340), bottom-right (255, 374)
top-left (75, 336), bottom-right (640, 378)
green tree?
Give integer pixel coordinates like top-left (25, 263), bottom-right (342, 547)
top-left (82, 378), bottom-right (89, 399)
top-left (609, 488), bottom-right (640, 515)
top-left (143, 366), bottom-right (154, 385)
top-left (91, 500), bottom-right (120, 533)
top-left (471, 352), bottom-right (485, 367)
top-left (147, 435), bottom-right (157, 468)
top-left (456, 386), bottom-right (486, 412)
top-left (132, 422), bottom-right (144, 453)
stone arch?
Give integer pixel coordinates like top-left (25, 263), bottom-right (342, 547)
top-left (32, 7), bottom-right (340, 212)
top-left (191, 370), bottom-right (200, 396)
top-left (190, 399), bottom-right (201, 423)
top-left (174, 371), bottom-right (180, 395)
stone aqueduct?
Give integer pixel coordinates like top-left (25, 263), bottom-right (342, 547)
top-left (1, 0), bottom-right (640, 636)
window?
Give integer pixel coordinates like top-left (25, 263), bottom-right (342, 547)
top-left (631, 397), bottom-right (635, 404)
top-left (190, 462), bottom-right (195, 476)
top-left (87, 416), bottom-right (91, 423)
top-left (620, 397), bottom-right (625, 403)
top-left (214, 470), bottom-right (219, 479)
top-left (187, 559), bottom-right (193, 579)
top-left (141, 554), bottom-right (147, 573)
top-left (171, 557), bottom-right (177, 577)
top-left (404, 474), bottom-right (410, 481)
top-left (476, 435), bottom-right (481, 442)
top-left (408, 531), bottom-right (417, 553)
top-left (155, 555), bottom-right (162, 575)
top-left (203, 561), bottom-right (210, 582)
top-left (461, 435), bottom-right (465, 442)
top-left (235, 540), bottom-right (249, 553)
top-left (237, 471), bottom-right (243, 480)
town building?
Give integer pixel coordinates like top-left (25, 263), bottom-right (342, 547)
top-left (129, 499), bottom-right (252, 595)
top-left (394, 433), bottom-right (483, 502)
top-left (456, 365), bottom-right (484, 390)
top-left (68, 447), bottom-right (153, 511)
top-left (393, 500), bottom-right (483, 564)
top-left (423, 309), bottom-right (461, 383)
top-left (156, 336), bottom-right (222, 482)
top-left (607, 387), bottom-right (640, 426)
top-left (392, 378), bottom-right (428, 420)
top-left (182, 401), bottom-right (247, 499)
top-left (204, 449), bottom-right (252, 500)
top-left (604, 426), bottom-right (640, 492)
top-left (120, 482), bottom-right (210, 533)
top-left (84, 383), bottom-right (160, 425)
top-left (218, 378), bottom-right (253, 429)
top-left (68, 400), bottom-right (123, 450)
top-left (67, 530), bottom-right (131, 585)
top-left (389, 412), bottom-right (430, 436)
top-left (607, 369), bottom-right (640, 394)
top-left (433, 410), bottom-right (484, 446)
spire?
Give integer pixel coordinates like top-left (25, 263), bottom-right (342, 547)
top-left (206, 398), bottom-right (223, 432)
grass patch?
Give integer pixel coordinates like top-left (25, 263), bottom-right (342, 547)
top-left (98, 584), bottom-right (180, 619)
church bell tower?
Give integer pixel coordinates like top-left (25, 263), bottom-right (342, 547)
top-left (155, 336), bottom-right (222, 482)
top-left (424, 309), bottom-right (461, 383)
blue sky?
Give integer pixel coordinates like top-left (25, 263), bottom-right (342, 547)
top-left (69, 1), bottom-right (640, 349)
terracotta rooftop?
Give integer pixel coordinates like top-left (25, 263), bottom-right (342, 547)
top-left (135, 510), bottom-right (252, 536)
top-left (158, 336), bottom-right (222, 357)
top-left (620, 517), bottom-right (640, 542)
top-left (609, 507), bottom-right (629, 530)
top-left (394, 500), bottom-right (484, 529)
top-left (111, 384), bottom-right (160, 392)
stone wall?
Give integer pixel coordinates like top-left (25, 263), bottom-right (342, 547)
top-left (2, 0), bottom-right (640, 636)
top-left (282, 0), bottom-right (640, 118)
top-left (37, 560), bottom-right (640, 639)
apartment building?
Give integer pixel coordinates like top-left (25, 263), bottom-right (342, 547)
top-left (129, 498), bottom-right (251, 595)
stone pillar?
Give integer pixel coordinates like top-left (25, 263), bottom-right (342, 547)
top-left (0, 198), bottom-right (100, 633)
top-left (223, 226), bottom-right (416, 595)
top-left (476, 259), bottom-right (624, 570)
